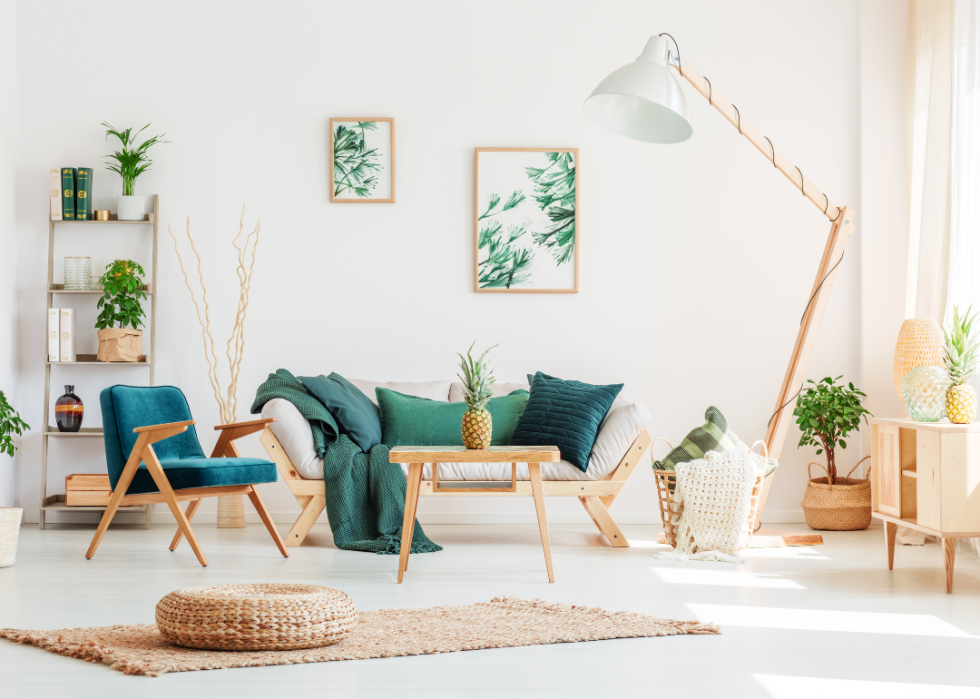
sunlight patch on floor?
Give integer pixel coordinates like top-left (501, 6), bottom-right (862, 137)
top-left (742, 546), bottom-right (830, 560)
top-left (754, 674), bottom-right (980, 698)
top-left (652, 567), bottom-right (805, 589)
top-left (687, 604), bottom-right (973, 637)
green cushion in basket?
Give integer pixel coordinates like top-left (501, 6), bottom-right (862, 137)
top-left (654, 406), bottom-right (778, 475)
top-left (376, 388), bottom-right (529, 447)
top-left (510, 372), bottom-right (623, 472)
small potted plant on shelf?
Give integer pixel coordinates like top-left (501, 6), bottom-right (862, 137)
top-left (102, 121), bottom-right (168, 221)
top-left (0, 389), bottom-right (29, 567)
top-left (96, 259), bottom-right (148, 362)
top-left (794, 376), bottom-right (873, 531)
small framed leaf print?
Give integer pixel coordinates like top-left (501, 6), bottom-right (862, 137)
top-left (330, 117), bottom-right (395, 203)
top-left (474, 148), bottom-right (578, 293)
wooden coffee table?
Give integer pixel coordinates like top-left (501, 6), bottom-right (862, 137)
top-left (389, 446), bottom-right (561, 584)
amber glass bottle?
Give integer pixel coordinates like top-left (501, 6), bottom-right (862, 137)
top-left (55, 385), bottom-right (84, 433)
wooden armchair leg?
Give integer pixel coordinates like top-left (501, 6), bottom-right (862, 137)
top-left (169, 498), bottom-right (203, 551)
top-left (248, 485), bottom-right (289, 557)
top-left (86, 435), bottom-right (147, 560)
top-left (143, 448), bottom-right (208, 566)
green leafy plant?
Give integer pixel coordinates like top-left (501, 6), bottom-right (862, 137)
top-left (333, 122), bottom-right (382, 197)
top-left (102, 122), bottom-right (168, 196)
top-left (96, 260), bottom-right (147, 330)
top-left (0, 391), bottom-right (29, 458)
top-left (477, 195), bottom-right (534, 289)
top-left (793, 376), bottom-right (872, 482)
top-left (526, 152), bottom-right (576, 265)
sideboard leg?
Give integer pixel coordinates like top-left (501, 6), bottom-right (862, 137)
top-left (885, 522), bottom-right (898, 570)
top-left (943, 537), bottom-right (956, 594)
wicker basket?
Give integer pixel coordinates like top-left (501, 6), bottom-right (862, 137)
top-left (801, 459), bottom-right (872, 531)
top-left (0, 507), bottom-right (23, 568)
top-left (653, 438), bottom-right (765, 551)
top-left (156, 583), bottom-right (358, 651)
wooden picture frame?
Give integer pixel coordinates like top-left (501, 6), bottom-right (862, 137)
top-left (474, 147), bottom-right (579, 293)
top-left (329, 117), bottom-right (395, 203)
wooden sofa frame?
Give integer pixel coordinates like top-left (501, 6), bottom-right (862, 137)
top-left (259, 426), bottom-right (653, 548)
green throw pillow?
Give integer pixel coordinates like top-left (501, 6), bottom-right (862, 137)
top-left (376, 388), bottom-right (529, 447)
top-left (299, 372), bottom-right (383, 452)
top-left (511, 372), bottom-right (623, 472)
top-left (654, 406), bottom-right (778, 475)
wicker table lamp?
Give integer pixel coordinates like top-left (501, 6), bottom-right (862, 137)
top-left (893, 319), bottom-right (945, 398)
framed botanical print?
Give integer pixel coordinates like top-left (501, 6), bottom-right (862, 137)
top-left (474, 147), bottom-right (578, 293)
top-left (329, 117), bottom-right (395, 203)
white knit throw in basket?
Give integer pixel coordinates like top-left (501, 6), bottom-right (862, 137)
top-left (657, 448), bottom-right (763, 563)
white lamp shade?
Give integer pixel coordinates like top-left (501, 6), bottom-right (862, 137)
top-left (584, 35), bottom-right (692, 144)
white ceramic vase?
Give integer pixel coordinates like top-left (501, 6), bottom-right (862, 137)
top-left (117, 195), bottom-right (146, 221)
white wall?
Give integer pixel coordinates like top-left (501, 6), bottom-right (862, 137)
top-left (12, 0), bottom-right (868, 525)
top-left (859, 0), bottom-right (909, 436)
top-left (0, 0), bottom-right (18, 506)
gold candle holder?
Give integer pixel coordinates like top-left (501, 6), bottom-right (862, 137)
top-left (94, 210), bottom-right (110, 221)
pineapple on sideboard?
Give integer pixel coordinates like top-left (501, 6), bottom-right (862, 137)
top-left (944, 305), bottom-right (979, 424)
top-left (458, 342), bottom-right (498, 449)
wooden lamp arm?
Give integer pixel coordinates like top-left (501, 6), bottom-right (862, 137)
top-left (670, 57), bottom-right (842, 222)
top-left (211, 417), bottom-right (276, 458)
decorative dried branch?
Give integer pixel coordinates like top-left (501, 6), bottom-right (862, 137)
top-left (169, 205), bottom-right (261, 424)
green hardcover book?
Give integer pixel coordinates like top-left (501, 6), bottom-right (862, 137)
top-left (75, 167), bottom-right (93, 221)
top-left (61, 167), bottom-right (76, 220)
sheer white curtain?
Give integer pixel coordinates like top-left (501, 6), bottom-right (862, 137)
top-left (944, 0), bottom-right (980, 557)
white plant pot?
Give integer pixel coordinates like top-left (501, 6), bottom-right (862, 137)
top-left (0, 507), bottom-right (22, 567)
top-left (117, 195), bottom-right (146, 221)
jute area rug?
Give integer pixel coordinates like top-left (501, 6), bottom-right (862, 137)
top-left (0, 597), bottom-right (719, 677)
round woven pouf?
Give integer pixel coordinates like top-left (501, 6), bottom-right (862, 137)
top-left (156, 583), bottom-right (357, 651)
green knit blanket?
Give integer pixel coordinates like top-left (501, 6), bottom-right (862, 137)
top-left (251, 369), bottom-right (441, 555)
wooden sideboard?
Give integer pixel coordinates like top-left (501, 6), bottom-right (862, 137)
top-left (870, 417), bottom-right (980, 593)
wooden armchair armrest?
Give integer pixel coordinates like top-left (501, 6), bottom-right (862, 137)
top-left (132, 419), bottom-right (196, 445)
top-left (210, 418), bottom-right (276, 457)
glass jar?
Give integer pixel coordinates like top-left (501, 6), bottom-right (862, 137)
top-left (64, 257), bottom-right (91, 291)
top-left (55, 385), bottom-right (84, 433)
top-left (902, 366), bottom-right (950, 422)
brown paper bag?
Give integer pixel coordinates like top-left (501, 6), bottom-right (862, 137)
top-left (97, 328), bottom-right (143, 362)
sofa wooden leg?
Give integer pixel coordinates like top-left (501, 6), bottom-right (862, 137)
top-left (286, 496), bottom-right (325, 547)
top-left (580, 496), bottom-right (629, 547)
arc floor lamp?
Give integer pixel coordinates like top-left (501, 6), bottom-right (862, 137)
top-left (586, 34), bottom-right (855, 540)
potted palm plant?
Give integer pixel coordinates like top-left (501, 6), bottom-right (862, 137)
top-left (794, 376), bottom-right (873, 530)
top-left (0, 390), bottom-right (29, 567)
top-left (102, 122), bottom-right (168, 221)
top-left (96, 259), bottom-right (148, 362)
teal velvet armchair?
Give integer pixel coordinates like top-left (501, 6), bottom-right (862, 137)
top-left (86, 385), bottom-right (288, 566)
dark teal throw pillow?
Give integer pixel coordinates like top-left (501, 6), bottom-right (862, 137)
top-left (510, 372), bottom-right (623, 472)
top-left (376, 388), bottom-right (529, 447)
top-left (299, 372), bottom-right (382, 452)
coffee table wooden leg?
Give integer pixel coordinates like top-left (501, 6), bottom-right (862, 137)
top-left (398, 463), bottom-right (423, 583)
top-left (528, 463), bottom-right (554, 583)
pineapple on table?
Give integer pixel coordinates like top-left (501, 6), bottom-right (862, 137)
top-left (944, 305), bottom-right (980, 424)
top-left (458, 342), bottom-right (498, 449)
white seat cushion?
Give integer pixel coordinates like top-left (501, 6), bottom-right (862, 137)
top-left (263, 392), bottom-right (651, 482)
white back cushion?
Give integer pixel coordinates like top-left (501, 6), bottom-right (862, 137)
top-left (448, 381), bottom-right (531, 402)
top-left (348, 379), bottom-right (452, 405)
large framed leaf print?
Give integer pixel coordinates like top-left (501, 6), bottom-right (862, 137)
top-left (330, 117), bottom-right (395, 203)
top-left (474, 148), bottom-right (578, 293)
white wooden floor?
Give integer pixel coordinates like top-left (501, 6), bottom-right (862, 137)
top-left (1, 521), bottom-right (979, 698)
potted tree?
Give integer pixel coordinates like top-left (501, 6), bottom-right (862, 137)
top-left (102, 122), bottom-right (168, 221)
top-left (96, 259), bottom-right (148, 362)
top-left (0, 390), bottom-right (29, 567)
top-left (794, 376), bottom-right (873, 530)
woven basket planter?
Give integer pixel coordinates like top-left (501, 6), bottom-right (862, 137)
top-left (0, 507), bottom-right (23, 568)
top-left (156, 584), bottom-right (358, 651)
top-left (801, 460), bottom-right (871, 531)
